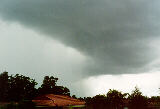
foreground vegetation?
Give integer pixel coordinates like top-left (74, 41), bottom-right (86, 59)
top-left (0, 72), bottom-right (70, 102)
top-left (84, 88), bottom-right (150, 109)
top-left (0, 72), bottom-right (160, 109)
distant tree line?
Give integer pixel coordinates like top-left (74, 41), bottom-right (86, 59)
top-left (0, 72), bottom-right (70, 102)
top-left (83, 87), bottom-right (160, 109)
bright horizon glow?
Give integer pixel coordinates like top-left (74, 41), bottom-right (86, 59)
top-left (75, 72), bottom-right (160, 97)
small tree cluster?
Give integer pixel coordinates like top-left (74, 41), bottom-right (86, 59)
top-left (0, 72), bottom-right (37, 102)
top-left (85, 87), bottom-right (149, 109)
top-left (85, 89), bottom-right (126, 109)
top-left (128, 87), bottom-right (148, 109)
top-left (38, 76), bottom-right (70, 96)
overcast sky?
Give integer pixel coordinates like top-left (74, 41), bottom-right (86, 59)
top-left (0, 0), bottom-right (160, 97)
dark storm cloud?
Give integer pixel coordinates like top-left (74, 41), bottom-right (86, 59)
top-left (0, 0), bottom-right (160, 75)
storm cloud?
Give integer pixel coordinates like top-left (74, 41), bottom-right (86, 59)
top-left (1, 0), bottom-right (160, 76)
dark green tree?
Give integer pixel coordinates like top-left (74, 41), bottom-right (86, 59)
top-left (149, 96), bottom-right (160, 102)
top-left (128, 86), bottom-right (148, 109)
top-left (0, 72), bottom-right (9, 101)
top-left (41, 76), bottom-right (58, 89)
top-left (38, 76), bottom-right (70, 96)
top-left (72, 95), bottom-right (77, 99)
top-left (53, 86), bottom-right (70, 96)
top-left (107, 89), bottom-right (125, 109)
top-left (38, 76), bottom-right (58, 94)
top-left (8, 74), bottom-right (37, 101)
top-left (89, 95), bottom-right (108, 109)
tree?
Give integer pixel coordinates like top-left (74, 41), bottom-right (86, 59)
top-left (0, 72), bottom-right (38, 102)
top-left (53, 86), bottom-right (70, 96)
top-left (38, 76), bottom-right (70, 96)
top-left (128, 86), bottom-right (148, 109)
top-left (0, 72), bottom-right (72, 102)
top-left (84, 97), bottom-right (94, 109)
top-left (72, 95), bottom-right (77, 99)
top-left (149, 96), bottom-right (160, 102)
top-left (91, 95), bottom-right (108, 109)
top-left (38, 76), bottom-right (58, 94)
top-left (107, 89), bottom-right (125, 109)
top-left (41, 76), bottom-right (58, 89)
top-left (8, 74), bottom-right (37, 101)
top-left (0, 72), bottom-right (9, 101)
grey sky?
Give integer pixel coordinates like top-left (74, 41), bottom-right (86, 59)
top-left (0, 0), bottom-right (160, 96)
